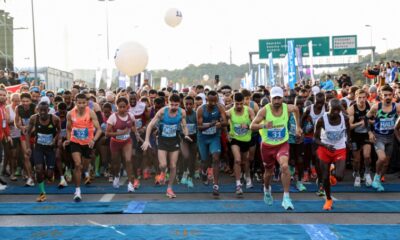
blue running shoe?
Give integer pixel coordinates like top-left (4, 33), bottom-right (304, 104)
top-left (263, 191), bottom-right (273, 206)
top-left (282, 196), bottom-right (294, 210)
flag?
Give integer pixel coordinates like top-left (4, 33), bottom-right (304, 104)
top-left (308, 41), bottom-right (315, 85)
top-left (5, 84), bottom-right (24, 93)
top-left (283, 54), bottom-right (289, 87)
top-left (287, 40), bottom-right (297, 89)
top-left (296, 47), bottom-right (304, 81)
top-left (268, 52), bottom-right (275, 87)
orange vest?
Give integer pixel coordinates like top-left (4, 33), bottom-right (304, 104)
top-left (70, 107), bottom-right (94, 145)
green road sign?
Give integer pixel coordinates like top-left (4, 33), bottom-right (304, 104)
top-left (332, 35), bottom-right (357, 55)
top-left (259, 37), bottom-right (330, 59)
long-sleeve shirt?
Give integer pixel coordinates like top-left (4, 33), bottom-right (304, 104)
top-left (321, 79), bottom-right (334, 91)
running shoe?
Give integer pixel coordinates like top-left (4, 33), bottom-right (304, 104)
top-left (133, 179), bottom-right (140, 189)
top-left (187, 177), bottom-right (194, 188)
top-left (154, 174), bottom-right (161, 185)
top-left (194, 170), bottom-right (200, 179)
top-left (372, 179), bottom-right (385, 192)
top-left (316, 185), bottom-right (325, 197)
top-left (84, 176), bottom-right (91, 185)
top-left (0, 184), bottom-right (6, 191)
top-left (282, 196), bottom-right (294, 210)
top-left (36, 193), bottom-right (46, 202)
top-left (365, 173), bottom-right (372, 187)
top-left (212, 184), bottom-right (220, 197)
top-left (65, 169), bottom-right (72, 182)
top-left (113, 177), bottom-right (120, 189)
top-left (330, 175), bottom-right (337, 186)
top-left (15, 167), bottom-right (21, 176)
top-left (310, 167), bottom-right (317, 179)
top-left (202, 171), bottom-right (209, 185)
top-left (166, 188), bottom-right (176, 198)
top-left (246, 179), bottom-right (254, 189)
top-left (128, 182), bottom-right (135, 193)
top-left (254, 172), bottom-right (263, 183)
top-left (235, 184), bottom-right (243, 197)
top-left (263, 190), bottom-right (273, 206)
top-left (143, 169), bottom-right (151, 180)
top-left (108, 176), bottom-right (113, 183)
top-left (302, 172), bottom-right (310, 182)
top-left (354, 176), bottom-right (361, 188)
top-left (296, 181), bottom-right (307, 192)
top-left (180, 171), bottom-right (188, 185)
top-left (25, 178), bottom-right (35, 187)
top-left (73, 192), bottom-right (82, 202)
top-left (381, 175), bottom-right (385, 182)
top-left (207, 167), bottom-right (214, 181)
top-left (10, 175), bottom-right (17, 181)
top-left (323, 199), bottom-right (333, 211)
top-left (159, 172), bottom-right (166, 185)
top-left (58, 178), bottom-right (68, 188)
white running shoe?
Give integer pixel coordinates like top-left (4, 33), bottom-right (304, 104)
top-left (25, 178), bottom-right (35, 187)
top-left (0, 184), bottom-right (6, 191)
top-left (354, 176), bottom-right (361, 187)
top-left (365, 173), bottom-right (372, 187)
top-left (73, 192), bottom-right (82, 202)
top-left (127, 182), bottom-right (135, 193)
top-left (58, 178), bottom-right (68, 188)
top-left (113, 177), bottom-right (120, 189)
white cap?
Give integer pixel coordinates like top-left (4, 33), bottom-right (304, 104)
top-left (312, 86), bottom-right (320, 95)
top-left (270, 87), bottom-right (283, 98)
top-left (39, 96), bottom-right (50, 104)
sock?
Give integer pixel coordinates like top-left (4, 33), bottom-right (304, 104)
top-left (236, 180), bottom-right (241, 186)
top-left (246, 177), bottom-right (252, 184)
top-left (38, 182), bottom-right (45, 194)
top-left (283, 192), bottom-right (290, 198)
top-left (60, 176), bottom-right (65, 181)
top-left (84, 172), bottom-right (89, 178)
top-left (263, 185), bottom-right (271, 193)
top-left (75, 187), bottom-right (81, 195)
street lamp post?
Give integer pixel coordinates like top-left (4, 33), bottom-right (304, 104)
top-left (382, 38), bottom-right (388, 60)
top-left (365, 24), bottom-right (374, 63)
top-left (31, 0), bottom-right (38, 83)
top-left (98, 0), bottom-right (114, 61)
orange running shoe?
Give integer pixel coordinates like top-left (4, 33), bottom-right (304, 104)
top-left (330, 175), bottom-right (337, 186)
top-left (143, 169), bottom-right (151, 180)
top-left (302, 172), bottom-right (310, 182)
top-left (36, 193), bottom-right (47, 202)
top-left (323, 199), bottom-right (333, 210)
top-left (133, 179), bottom-right (140, 189)
top-left (381, 175), bottom-right (385, 182)
top-left (166, 188), bottom-right (176, 198)
top-left (155, 174), bottom-right (160, 185)
top-left (310, 167), bottom-right (317, 179)
top-left (159, 172), bottom-right (166, 185)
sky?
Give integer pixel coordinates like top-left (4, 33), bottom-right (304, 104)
top-left (2, 0), bottom-right (399, 72)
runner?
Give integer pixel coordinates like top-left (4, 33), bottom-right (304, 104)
top-left (196, 90), bottom-right (227, 196)
top-left (314, 99), bottom-right (350, 210)
top-left (0, 87), bottom-right (10, 189)
top-left (367, 85), bottom-right (400, 191)
top-left (5, 93), bottom-right (20, 181)
top-left (64, 93), bottom-right (102, 202)
top-left (25, 101), bottom-right (61, 202)
top-left (106, 97), bottom-right (141, 192)
top-left (348, 89), bottom-right (372, 187)
top-left (141, 94), bottom-right (192, 198)
top-left (250, 87), bottom-right (302, 210)
top-left (226, 92), bottom-right (255, 197)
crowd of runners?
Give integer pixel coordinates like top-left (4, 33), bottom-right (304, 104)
top-left (0, 71), bottom-right (400, 211)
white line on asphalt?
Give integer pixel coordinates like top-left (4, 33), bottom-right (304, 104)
top-left (88, 220), bottom-right (126, 236)
top-left (99, 194), bottom-right (115, 202)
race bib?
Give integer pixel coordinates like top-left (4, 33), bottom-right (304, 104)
top-left (37, 133), bottom-right (53, 145)
top-left (73, 128), bottom-right (89, 140)
top-left (2, 119), bottom-right (6, 129)
top-left (101, 123), bottom-right (107, 133)
top-left (289, 122), bottom-right (296, 135)
top-left (22, 118), bottom-right (29, 126)
top-left (202, 125), bottom-right (217, 135)
top-left (116, 129), bottom-right (130, 141)
top-left (162, 124), bottom-right (178, 137)
top-left (326, 130), bottom-right (345, 141)
top-left (267, 127), bottom-right (286, 141)
top-left (304, 121), bottom-right (313, 134)
top-left (379, 118), bottom-right (395, 131)
top-left (233, 124), bottom-right (248, 136)
top-left (135, 119), bottom-right (143, 129)
top-left (187, 123), bottom-right (196, 135)
top-left (60, 129), bottom-right (67, 138)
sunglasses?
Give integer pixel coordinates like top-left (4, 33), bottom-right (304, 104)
top-left (46, 94), bottom-right (54, 97)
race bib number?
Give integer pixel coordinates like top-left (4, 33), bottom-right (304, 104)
top-left (22, 118), bottom-right (29, 126)
top-left (135, 119), bottom-right (143, 129)
top-left (202, 126), bottom-right (217, 135)
top-left (116, 129), bottom-right (130, 141)
top-left (187, 123), bottom-right (196, 135)
top-left (60, 129), bottom-right (67, 138)
top-left (162, 124), bottom-right (178, 137)
top-left (304, 121), bottom-right (313, 134)
top-left (267, 127), bottom-right (286, 141)
top-left (380, 118), bottom-right (395, 131)
top-left (101, 123), bottom-right (107, 133)
top-left (326, 130), bottom-right (345, 141)
top-left (233, 124), bottom-right (248, 136)
top-left (73, 128), bottom-right (89, 140)
top-left (37, 133), bottom-right (53, 145)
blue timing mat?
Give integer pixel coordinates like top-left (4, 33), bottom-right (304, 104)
top-left (0, 224), bottom-right (399, 240)
top-left (1, 200), bottom-right (400, 215)
top-left (2, 183), bottom-right (400, 195)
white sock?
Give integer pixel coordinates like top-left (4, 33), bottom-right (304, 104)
top-left (263, 185), bottom-right (271, 193)
top-left (75, 187), bottom-right (81, 195)
top-left (246, 177), bottom-right (252, 183)
top-left (84, 172), bottom-right (89, 178)
top-left (283, 192), bottom-right (290, 198)
top-left (60, 176), bottom-right (65, 181)
top-left (236, 180), bottom-right (241, 186)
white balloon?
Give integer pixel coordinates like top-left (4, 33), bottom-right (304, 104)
top-left (202, 74), bottom-right (209, 81)
top-left (165, 8), bottom-right (182, 27)
top-left (114, 41), bottom-right (148, 76)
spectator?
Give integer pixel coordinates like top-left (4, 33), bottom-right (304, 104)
top-left (0, 70), bottom-right (10, 86)
top-left (321, 74), bottom-right (334, 91)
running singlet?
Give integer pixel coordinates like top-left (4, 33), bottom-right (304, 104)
top-left (18, 104), bottom-right (36, 127)
top-left (198, 105), bottom-right (221, 137)
top-left (353, 102), bottom-right (370, 134)
top-left (259, 103), bottom-right (289, 146)
top-left (70, 107), bottom-right (94, 145)
top-left (374, 102), bottom-right (397, 135)
top-left (7, 105), bottom-right (21, 139)
top-left (35, 115), bottom-right (57, 146)
top-left (320, 113), bottom-right (346, 150)
top-left (229, 106), bottom-right (251, 142)
top-left (159, 108), bottom-right (181, 138)
top-left (56, 112), bottom-right (67, 139)
top-left (185, 110), bottom-right (197, 136)
top-left (111, 113), bottom-right (133, 142)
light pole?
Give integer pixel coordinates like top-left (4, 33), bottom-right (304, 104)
top-left (365, 24), bottom-right (374, 63)
top-left (31, 0), bottom-right (38, 83)
top-left (98, 0), bottom-right (114, 61)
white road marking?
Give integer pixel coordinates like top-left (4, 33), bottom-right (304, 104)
top-left (99, 194), bottom-right (115, 202)
top-left (88, 220), bottom-right (126, 236)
